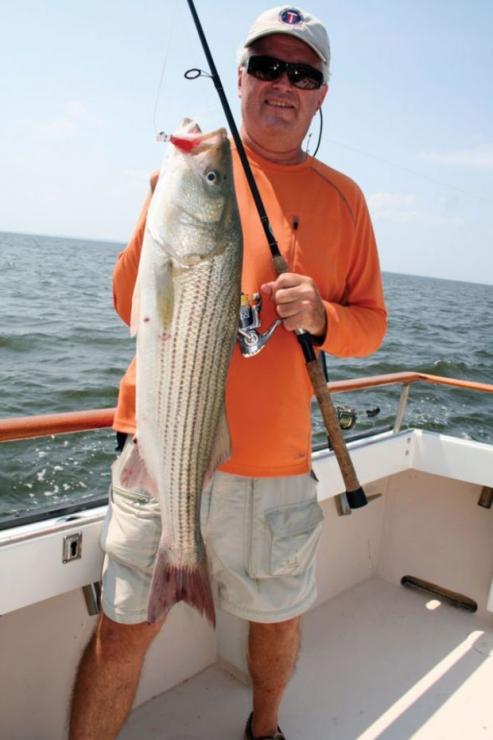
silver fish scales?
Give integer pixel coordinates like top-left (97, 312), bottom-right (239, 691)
top-left (121, 121), bottom-right (242, 625)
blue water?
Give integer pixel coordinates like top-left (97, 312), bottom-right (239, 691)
top-left (0, 231), bottom-right (492, 522)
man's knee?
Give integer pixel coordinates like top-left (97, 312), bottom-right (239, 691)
top-left (250, 616), bottom-right (301, 639)
top-left (94, 612), bottom-right (164, 661)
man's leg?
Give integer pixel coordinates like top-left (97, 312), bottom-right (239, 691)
top-left (69, 612), bottom-right (163, 740)
top-left (247, 616), bottom-right (301, 737)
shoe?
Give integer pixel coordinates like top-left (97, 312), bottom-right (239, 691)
top-left (244, 712), bottom-right (286, 739)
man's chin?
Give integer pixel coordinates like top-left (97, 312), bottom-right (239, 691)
top-left (262, 104), bottom-right (296, 123)
top-left (259, 113), bottom-right (296, 133)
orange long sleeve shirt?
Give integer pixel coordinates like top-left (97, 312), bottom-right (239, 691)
top-left (112, 144), bottom-right (387, 477)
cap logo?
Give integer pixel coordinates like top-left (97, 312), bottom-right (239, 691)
top-left (279, 8), bottom-right (304, 25)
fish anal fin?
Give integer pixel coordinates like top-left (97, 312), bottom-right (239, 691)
top-left (147, 550), bottom-right (216, 627)
top-left (204, 408), bottom-right (231, 485)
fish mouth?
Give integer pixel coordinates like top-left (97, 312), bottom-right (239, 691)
top-left (171, 126), bottom-right (228, 154)
top-left (193, 127), bottom-right (228, 155)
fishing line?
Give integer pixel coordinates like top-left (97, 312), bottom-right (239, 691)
top-left (326, 137), bottom-right (493, 205)
top-left (313, 108), bottom-right (323, 158)
top-left (305, 108), bottom-right (323, 158)
top-left (152, 52), bottom-right (171, 138)
top-left (152, 0), bottom-right (180, 138)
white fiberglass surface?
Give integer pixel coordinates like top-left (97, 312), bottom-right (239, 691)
top-left (120, 579), bottom-right (493, 740)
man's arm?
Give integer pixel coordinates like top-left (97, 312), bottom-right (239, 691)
top-left (262, 192), bottom-right (387, 358)
top-left (320, 191), bottom-right (387, 357)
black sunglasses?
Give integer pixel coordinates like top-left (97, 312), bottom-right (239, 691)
top-left (246, 55), bottom-right (324, 90)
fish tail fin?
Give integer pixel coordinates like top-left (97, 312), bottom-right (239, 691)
top-left (147, 550), bottom-right (216, 628)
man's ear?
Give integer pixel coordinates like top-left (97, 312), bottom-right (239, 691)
top-left (317, 83), bottom-right (329, 109)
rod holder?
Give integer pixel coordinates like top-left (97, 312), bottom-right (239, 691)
top-left (83, 582), bottom-right (102, 616)
top-left (478, 486), bottom-right (493, 509)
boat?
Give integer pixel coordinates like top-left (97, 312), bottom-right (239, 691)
top-left (1, 370), bottom-right (492, 739)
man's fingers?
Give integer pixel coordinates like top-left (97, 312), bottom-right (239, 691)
top-left (275, 272), bottom-right (303, 286)
top-left (274, 286), bottom-right (308, 304)
top-left (261, 274), bottom-right (324, 335)
top-left (260, 281), bottom-right (274, 295)
top-left (275, 300), bottom-right (302, 319)
top-left (283, 316), bottom-right (306, 332)
top-left (263, 273), bottom-right (305, 294)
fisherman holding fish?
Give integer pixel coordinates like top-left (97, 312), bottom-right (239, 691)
top-left (70, 6), bottom-right (386, 740)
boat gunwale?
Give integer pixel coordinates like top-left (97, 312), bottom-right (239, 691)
top-left (0, 371), bottom-right (491, 443)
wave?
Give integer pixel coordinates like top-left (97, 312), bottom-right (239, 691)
top-left (1, 240), bottom-right (492, 520)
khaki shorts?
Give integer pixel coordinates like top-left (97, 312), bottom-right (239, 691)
top-left (100, 443), bottom-right (324, 625)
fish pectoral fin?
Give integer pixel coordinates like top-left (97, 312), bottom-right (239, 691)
top-left (155, 257), bottom-right (174, 333)
top-left (131, 242), bottom-right (174, 337)
top-left (205, 408), bottom-right (231, 484)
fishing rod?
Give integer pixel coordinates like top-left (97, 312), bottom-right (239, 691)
top-left (185, 0), bottom-right (367, 509)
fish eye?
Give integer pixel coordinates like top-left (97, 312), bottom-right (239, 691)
top-left (205, 170), bottom-right (220, 184)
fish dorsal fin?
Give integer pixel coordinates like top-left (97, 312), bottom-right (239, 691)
top-left (130, 274), bottom-right (141, 337)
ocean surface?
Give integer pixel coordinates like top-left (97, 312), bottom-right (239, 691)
top-left (1, 231), bottom-right (492, 524)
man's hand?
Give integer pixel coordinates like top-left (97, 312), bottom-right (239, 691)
top-left (261, 273), bottom-right (327, 339)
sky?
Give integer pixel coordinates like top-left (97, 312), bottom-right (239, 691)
top-left (1, 0), bottom-right (492, 284)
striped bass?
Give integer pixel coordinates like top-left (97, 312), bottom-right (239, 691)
top-left (121, 120), bottom-right (242, 625)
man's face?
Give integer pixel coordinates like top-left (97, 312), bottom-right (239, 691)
top-left (238, 34), bottom-right (328, 156)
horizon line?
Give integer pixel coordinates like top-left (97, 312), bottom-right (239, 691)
top-left (1, 228), bottom-right (491, 289)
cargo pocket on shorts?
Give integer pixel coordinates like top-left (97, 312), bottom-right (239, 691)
top-left (264, 498), bottom-right (324, 577)
top-left (100, 481), bottom-right (161, 574)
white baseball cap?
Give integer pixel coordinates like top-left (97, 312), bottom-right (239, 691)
top-left (244, 6), bottom-right (330, 68)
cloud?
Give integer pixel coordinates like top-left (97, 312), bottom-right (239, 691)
top-left (423, 146), bottom-right (493, 169)
top-left (367, 191), bottom-right (465, 228)
top-left (66, 101), bottom-right (87, 117)
top-left (38, 101), bottom-right (104, 141)
top-left (367, 192), bottom-right (420, 222)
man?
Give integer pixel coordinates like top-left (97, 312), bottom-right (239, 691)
top-left (69, 6), bottom-right (386, 739)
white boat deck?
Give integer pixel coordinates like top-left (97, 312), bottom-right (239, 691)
top-left (119, 578), bottom-right (493, 740)
top-left (2, 428), bottom-right (493, 739)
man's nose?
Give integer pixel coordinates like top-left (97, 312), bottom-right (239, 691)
top-left (271, 71), bottom-right (292, 90)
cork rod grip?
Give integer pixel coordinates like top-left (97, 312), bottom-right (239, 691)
top-left (273, 235), bottom-right (367, 506)
top-left (306, 360), bottom-right (366, 506)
